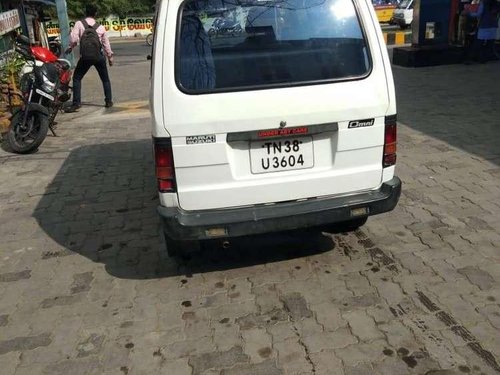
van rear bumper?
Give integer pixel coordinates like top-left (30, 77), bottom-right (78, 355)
top-left (158, 177), bottom-right (402, 240)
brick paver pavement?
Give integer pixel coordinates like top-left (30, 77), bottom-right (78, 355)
top-left (0, 49), bottom-right (499, 374)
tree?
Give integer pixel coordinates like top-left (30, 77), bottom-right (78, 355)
top-left (67, 0), bottom-right (156, 18)
top-left (66, 0), bottom-right (85, 18)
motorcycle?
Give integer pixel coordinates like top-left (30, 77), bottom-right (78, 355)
top-left (4, 35), bottom-right (72, 154)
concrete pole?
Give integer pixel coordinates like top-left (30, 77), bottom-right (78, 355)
top-left (411, 0), bottom-right (421, 46)
top-left (54, 0), bottom-right (74, 65)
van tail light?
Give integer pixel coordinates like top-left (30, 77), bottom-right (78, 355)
top-left (154, 138), bottom-right (176, 193)
top-left (383, 115), bottom-right (397, 168)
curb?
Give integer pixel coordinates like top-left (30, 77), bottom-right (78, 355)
top-left (109, 37), bottom-right (148, 44)
top-left (383, 31), bottom-right (412, 46)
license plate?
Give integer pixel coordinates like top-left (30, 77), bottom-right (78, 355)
top-left (35, 88), bottom-right (55, 101)
top-left (250, 136), bottom-right (314, 174)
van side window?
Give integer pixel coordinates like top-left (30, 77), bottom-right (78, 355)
top-left (176, 0), bottom-right (371, 93)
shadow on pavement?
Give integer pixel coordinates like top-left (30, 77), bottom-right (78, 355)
top-left (33, 140), bottom-right (334, 280)
top-left (393, 61), bottom-right (500, 165)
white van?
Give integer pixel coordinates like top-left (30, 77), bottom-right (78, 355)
top-left (391, 0), bottom-right (414, 29)
top-left (150, 0), bottom-right (402, 256)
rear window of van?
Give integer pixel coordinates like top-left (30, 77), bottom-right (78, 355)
top-left (176, 0), bottom-right (371, 93)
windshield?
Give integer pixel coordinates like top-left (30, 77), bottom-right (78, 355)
top-left (176, 0), bottom-right (371, 93)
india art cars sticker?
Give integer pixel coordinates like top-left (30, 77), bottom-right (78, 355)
top-left (186, 135), bottom-right (216, 144)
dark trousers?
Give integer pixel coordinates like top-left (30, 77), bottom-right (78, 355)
top-left (468, 38), bottom-right (495, 63)
top-left (72, 56), bottom-right (112, 105)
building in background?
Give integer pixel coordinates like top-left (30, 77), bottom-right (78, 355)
top-left (0, 1), bottom-right (21, 56)
top-left (0, 0), bottom-right (56, 56)
top-left (372, 0), bottom-right (400, 23)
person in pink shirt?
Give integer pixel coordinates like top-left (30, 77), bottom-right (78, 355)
top-left (65, 4), bottom-right (114, 112)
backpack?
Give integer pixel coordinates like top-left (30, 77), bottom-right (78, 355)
top-left (80, 19), bottom-right (102, 63)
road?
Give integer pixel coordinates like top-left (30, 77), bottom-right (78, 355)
top-left (77, 39), bottom-right (152, 106)
top-left (0, 41), bottom-right (499, 375)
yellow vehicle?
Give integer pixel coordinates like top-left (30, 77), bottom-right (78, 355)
top-left (372, 1), bottom-right (398, 23)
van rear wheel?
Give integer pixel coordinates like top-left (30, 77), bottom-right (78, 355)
top-left (161, 231), bottom-right (200, 258)
top-left (329, 217), bottom-right (368, 234)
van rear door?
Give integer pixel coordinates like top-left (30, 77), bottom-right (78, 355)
top-left (160, 0), bottom-right (393, 211)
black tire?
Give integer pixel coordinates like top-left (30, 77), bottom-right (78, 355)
top-left (6, 110), bottom-right (49, 154)
top-left (329, 217), bottom-right (368, 234)
top-left (146, 33), bottom-right (154, 46)
top-left (161, 231), bottom-right (201, 259)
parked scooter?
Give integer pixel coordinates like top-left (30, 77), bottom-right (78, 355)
top-left (17, 35), bottom-right (73, 130)
top-left (4, 35), bottom-right (72, 154)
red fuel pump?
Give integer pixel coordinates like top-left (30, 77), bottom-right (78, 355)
top-left (393, 0), bottom-right (469, 66)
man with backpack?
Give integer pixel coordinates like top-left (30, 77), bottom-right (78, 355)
top-left (465, 0), bottom-right (500, 63)
top-left (65, 4), bottom-right (114, 112)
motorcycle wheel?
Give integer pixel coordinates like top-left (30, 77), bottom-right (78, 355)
top-left (146, 33), bottom-right (154, 46)
top-left (6, 110), bottom-right (49, 154)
